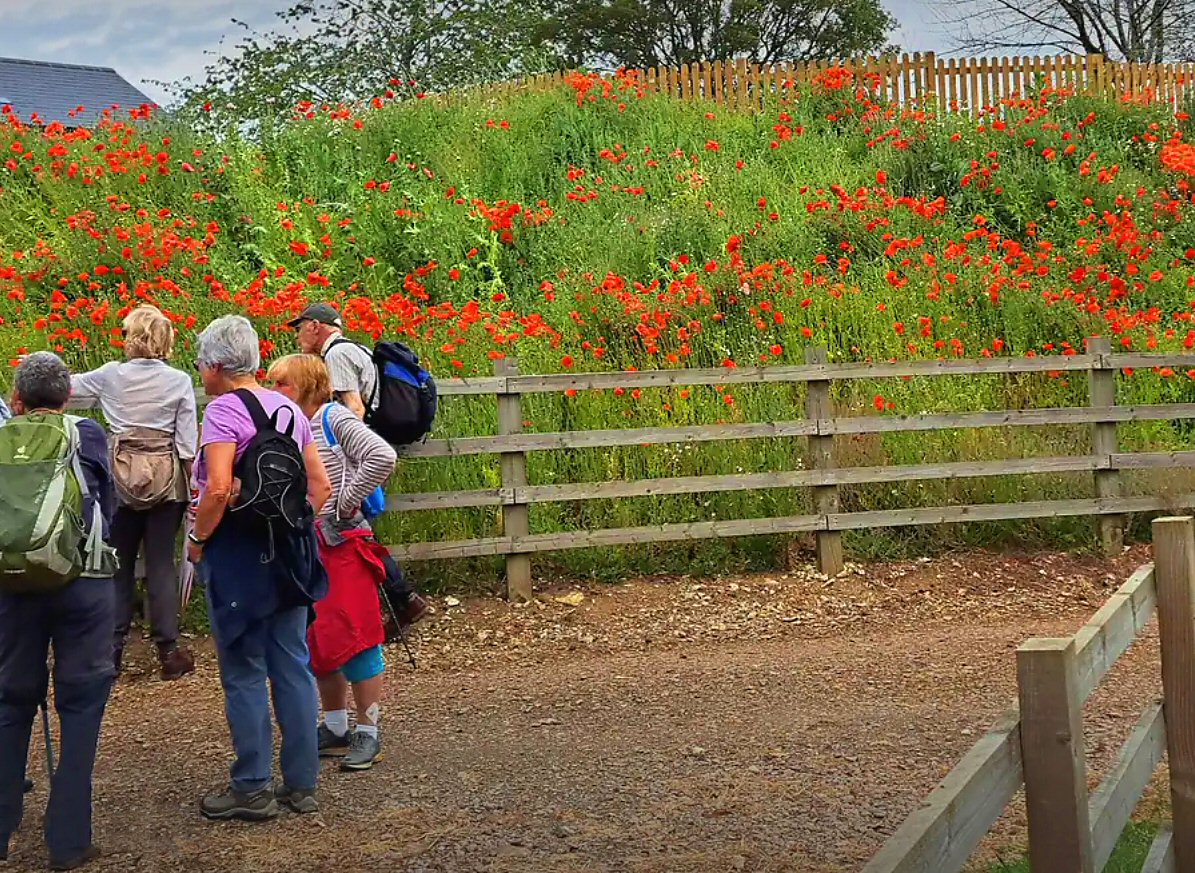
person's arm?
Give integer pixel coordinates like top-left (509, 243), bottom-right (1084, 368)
top-left (335, 390), bottom-right (366, 420)
top-left (67, 363), bottom-right (112, 410)
top-left (331, 410), bottom-right (396, 519)
top-left (76, 419), bottom-right (114, 534)
top-left (192, 443), bottom-right (235, 549)
top-left (325, 346), bottom-right (368, 420)
top-left (175, 375), bottom-right (199, 480)
top-left (303, 443), bottom-right (333, 515)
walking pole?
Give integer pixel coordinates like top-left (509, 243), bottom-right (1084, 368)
top-left (380, 588), bottom-right (417, 670)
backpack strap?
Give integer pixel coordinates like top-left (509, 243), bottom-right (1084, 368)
top-left (319, 403), bottom-right (350, 503)
top-left (233, 388), bottom-right (273, 432)
top-left (320, 403), bottom-right (338, 448)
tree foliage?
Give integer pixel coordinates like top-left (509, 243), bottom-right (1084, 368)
top-left (541, 0), bottom-right (896, 69)
top-left (169, 0), bottom-right (897, 124)
top-left (166, 0), bottom-right (557, 121)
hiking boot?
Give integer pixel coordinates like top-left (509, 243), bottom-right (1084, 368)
top-left (159, 646), bottom-right (195, 681)
top-left (49, 846), bottom-right (101, 871)
top-left (317, 724), bottom-right (352, 757)
top-left (275, 784), bottom-right (319, 814)
top-left (340, 731), bottom-right (381, 772)
top-left (112, 644), bottom-right (123, 677)
top-left (22, 778), bottom-right (32, 793)
top-left (200, 786), bottom-right (279, 822)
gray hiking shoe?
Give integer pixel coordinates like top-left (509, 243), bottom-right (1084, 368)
top-left (275, 784), bottom-right (319, 814)
top-left (317, 724), bottom-right (352, 757)
top-left (200, 786), bottom-right (279, 822)
top-left (340, 731), bottom-right (381, 771)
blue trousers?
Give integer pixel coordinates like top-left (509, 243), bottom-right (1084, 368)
top-left (0, 578), bottom-right (114, 861)
top-left (208, 597), bottom-right (319, 793)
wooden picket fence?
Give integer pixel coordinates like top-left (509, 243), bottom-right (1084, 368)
top-left (506, 52), bottom-right (1195, 114)
top-left (390, 339), bottom-right (1195, 600)
top-left (863, 515), bottom-right (1195, 873)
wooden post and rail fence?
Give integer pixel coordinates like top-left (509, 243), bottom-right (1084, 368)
top-left (861, 515), bottom-right (1195, 873)
top-left (390, 339), bottom-right (1195, 600)
top-left (504, 52), bottom-right (1195, 115)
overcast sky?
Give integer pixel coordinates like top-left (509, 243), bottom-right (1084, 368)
top-left (0, 0), bottom-right (956, 105)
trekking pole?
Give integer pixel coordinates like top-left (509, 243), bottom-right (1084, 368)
top-left (380, 589), bottom-right (417, 670)
top-left (40, 701), bottom-right (55, 781)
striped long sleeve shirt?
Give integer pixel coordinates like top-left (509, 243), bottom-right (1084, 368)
top-left (313, 402), bottom-right (397, 526)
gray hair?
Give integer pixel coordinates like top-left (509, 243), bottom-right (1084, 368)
top-left (15, 352), bottom-right (71, 411)
top-left (196, 315), bottom-right (260, 376)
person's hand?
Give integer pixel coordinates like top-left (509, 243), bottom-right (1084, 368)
top-left (186, 541), bottom-right (204, 564)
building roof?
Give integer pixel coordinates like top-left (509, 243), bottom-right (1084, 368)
top-left (0, 56), bottom-right (155, 126)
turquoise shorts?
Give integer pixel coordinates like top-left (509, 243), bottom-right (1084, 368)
top-left (341, 645), bottom-right (385, 683)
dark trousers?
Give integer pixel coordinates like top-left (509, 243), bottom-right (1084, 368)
top-left (0, 578), bottom-right (114, 861)
top-left (112, 501), bottom-right (185, 651)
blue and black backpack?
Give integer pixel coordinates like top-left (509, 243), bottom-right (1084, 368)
top-left (329, 338), bottom-right (438, 446)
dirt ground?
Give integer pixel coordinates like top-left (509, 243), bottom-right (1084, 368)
top-left (4, 545), bottom-right (1168, 872)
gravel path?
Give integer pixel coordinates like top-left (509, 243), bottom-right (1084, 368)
top-left (4, 546), bottom-right (1165, 872)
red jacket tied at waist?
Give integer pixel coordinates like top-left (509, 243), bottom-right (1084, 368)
top-left (307, 524), bottom-right (387, 676)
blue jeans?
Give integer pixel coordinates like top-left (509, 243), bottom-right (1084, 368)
top-left (0, 578), bottom-right (114, 861)
top-left (208, 591), bottom-right (319, 793)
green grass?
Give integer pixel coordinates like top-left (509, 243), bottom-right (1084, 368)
top-left (987, 821), bottom-right (1159, 872)
top-left (4, 75), bottom-right (1195, 581)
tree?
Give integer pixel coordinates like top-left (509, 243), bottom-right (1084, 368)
top-left (166, 0), bottom-right (558, 121)
top-left (538, 0), bottom-right (896, 70)
top-left (944, 0), bottom-right (1190, 63)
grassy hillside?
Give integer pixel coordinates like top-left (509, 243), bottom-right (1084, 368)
top-left (3, 71), bottom-right (1195, 581)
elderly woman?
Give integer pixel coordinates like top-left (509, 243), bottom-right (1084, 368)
top-left (268, 354), bottom-right (396, 772)
top-left (70, 304), bottom-right (198, 680)
top-left (188, 316), bottom-right (332, 822)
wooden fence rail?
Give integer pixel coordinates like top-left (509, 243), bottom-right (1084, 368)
top-left (513, 52), bottom-right (1195, 115)
top-left (863, 518), bottom-right (1195, 873)
top-left (386, 344), bottom-right (1195, 598)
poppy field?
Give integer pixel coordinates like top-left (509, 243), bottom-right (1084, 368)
top-left (3, 71), bottom-right (1195, 577)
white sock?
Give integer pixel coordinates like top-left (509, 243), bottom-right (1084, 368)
top-left (323, 710), bottom-right (349, 737)
top-left (356, 722), bottom-right (379, 739)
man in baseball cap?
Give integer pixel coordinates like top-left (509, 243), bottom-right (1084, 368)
top-left (286, 302), bottom-right (343, 332)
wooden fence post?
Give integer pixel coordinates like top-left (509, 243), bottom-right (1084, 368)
top-left (495, 357), bottom-right (533, 602)
top-left (1153, 516), bottom-right (1195, 872)
top-left (805, 347), bottom-right (844, 576)
top-left (1089, 336), bottom-right (1124, 555)
top-left (1017, 637), bottom-right (1095, 873)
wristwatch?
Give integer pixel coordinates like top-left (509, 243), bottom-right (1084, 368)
top-left (187, 532), bottom-right (208, 546)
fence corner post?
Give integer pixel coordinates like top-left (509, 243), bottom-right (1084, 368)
top-left (805, 347), bottom-right (843, 576)
top-left (1088, 336), bottom-right (1123, 556)
top-left (1017, 636), bottom-right (1095, 873)
top-left (495, 357), bottom-right (533, 602)
top-left (1152, 516), bottom-right (1195, 871)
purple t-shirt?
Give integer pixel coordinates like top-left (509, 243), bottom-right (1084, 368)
top-left (196, 389), bottom-right (313, 494)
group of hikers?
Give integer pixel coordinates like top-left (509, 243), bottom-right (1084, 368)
top-left (0, 302), bottom-right (437, 869)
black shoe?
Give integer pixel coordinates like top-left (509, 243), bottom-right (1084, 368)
top-left (49, 845), bottom-right (100, 871)
top-left (317, 724), bottom-right (352, 757)
top-left (200, 786), bottom-right (279, 821)
top-left (275, 784), bottom-right (318, 814)
top-left (22, 778), bottom-right (32, 793)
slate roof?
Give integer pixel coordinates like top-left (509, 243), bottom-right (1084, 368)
top-left (0, 56), bottom-right (155, 126)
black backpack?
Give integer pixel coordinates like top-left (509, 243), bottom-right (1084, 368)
top-left (227, 389), bottom-right (310, 531)
top-left (328, 338), bottom-right (437, 445)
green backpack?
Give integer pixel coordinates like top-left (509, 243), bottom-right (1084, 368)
top-left (0, 413), bottom-right (112, 593)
